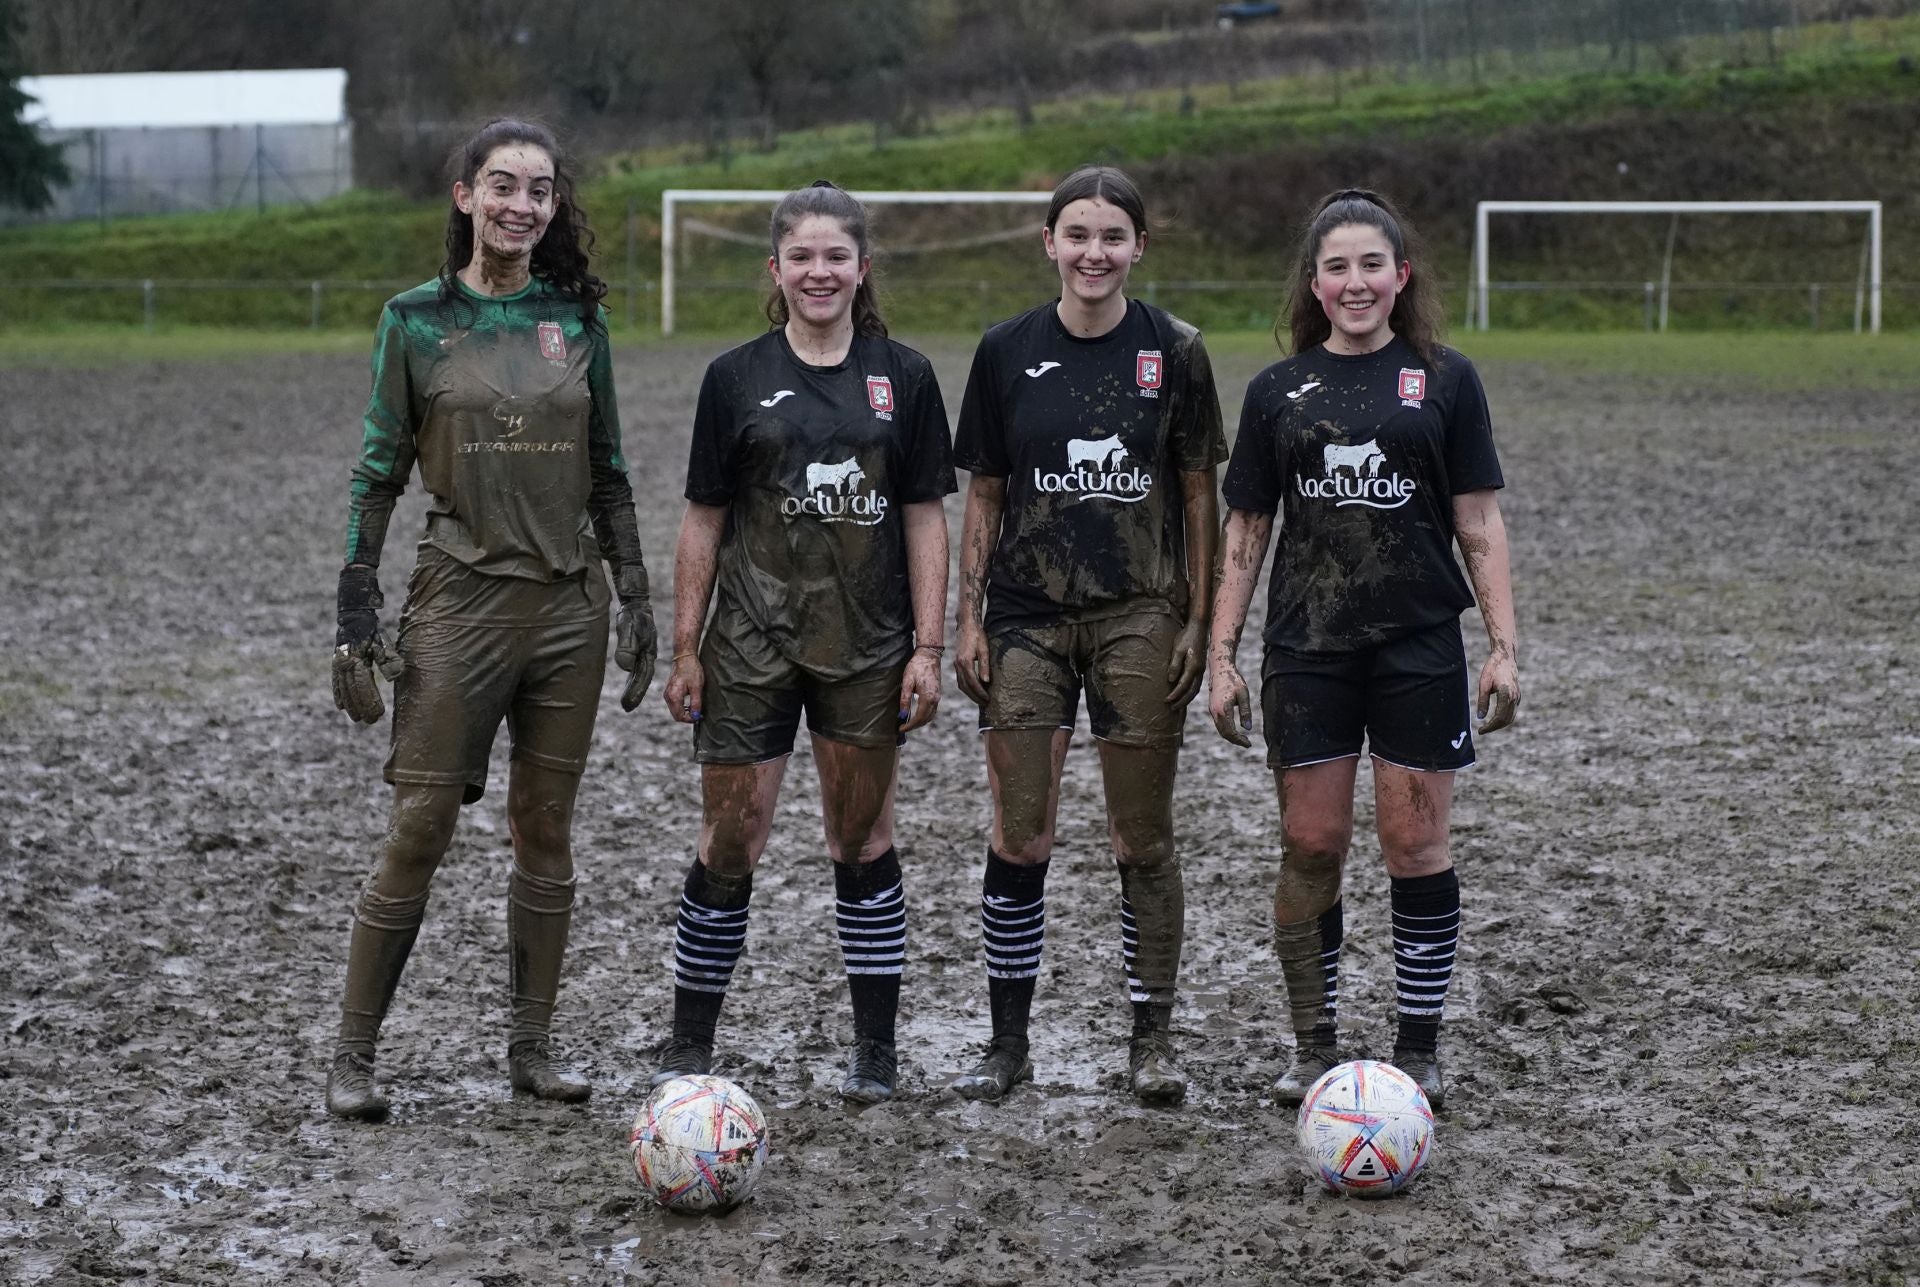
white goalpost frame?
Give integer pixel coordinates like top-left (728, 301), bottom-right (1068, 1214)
top-left (660, 188), bottom-right (1055, 335)
top-left (1472, 200), bottom-right (1883, 334)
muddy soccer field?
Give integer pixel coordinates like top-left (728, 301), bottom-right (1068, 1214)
top-left (2, 338), bottom-right (1916, 1286)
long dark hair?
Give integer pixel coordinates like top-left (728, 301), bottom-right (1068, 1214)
top-left (437, 118), bottom-right (606, 324)
top-left (765, 180), bottom-right (887, 338)
top-left (1045, 164), bottom-right (1148, 238)
top-left (1280, 188), bottom-right (1442, 368)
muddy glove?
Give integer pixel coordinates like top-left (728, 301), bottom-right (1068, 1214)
top-left (612, 564), bottom-right (658, 713)
top-left (332, 564), bottom-right (404, 724)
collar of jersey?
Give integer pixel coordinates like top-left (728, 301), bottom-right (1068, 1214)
top-left (1315, 333), bottom-right (1406, 364)
top-left (1048, 296), bottom-right (1140, 346)
top-left (453, 276), bottom-right (546, 305)
top-left (776, 326), bottom-right (856, 373)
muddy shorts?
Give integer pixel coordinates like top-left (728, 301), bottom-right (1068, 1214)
top-left (694, 598), bottom-right (907, 764)
top-left (1260, 619), bottom-right (1473, 772)
top-left (979, 608), bottom-right (1184, 748)
top-left (386, 548), bottom-right (610, 803)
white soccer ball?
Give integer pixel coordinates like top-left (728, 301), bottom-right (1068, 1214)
top-left (630, 1075), bottom-right (770, 1213)
top-left (1296, 1059), bottom-right (1434, 1197)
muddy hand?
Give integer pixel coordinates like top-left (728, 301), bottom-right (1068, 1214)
top-left (1165, 619), bottom-right (1206, 707)
top-left (899, 650), bottom-right (941, 733)
top-left (1476, 654), bottom-right (1520, 734)
top-left (1207, 665), bottom-right (1253, 748)
top-left (664, 654), bottom-right (703, 725)
top-left (616, 599), bottom-right (658, 713)
top-left (332, 641), bottom-right (389, 724)
top-left (954, 625), bottom-right (991, 706)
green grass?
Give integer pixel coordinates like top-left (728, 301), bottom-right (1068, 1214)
top-left (0, 325), bottom-right (372, 368)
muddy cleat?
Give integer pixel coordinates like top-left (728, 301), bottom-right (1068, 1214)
top-left (839, 1038), bottom-right (899, 1105)
top-left (1128, 1032), bottom-right (1188, 1106)
top-left (1392, 1047), bottom-right (1446, 1111)
top-left (509, 1041), bottom-right (591, 1103)
top-left (649, 1036), bottom-right (713, 1087)
top-left (325, 1051), bottom-right (390, 1123)
top-left (1271, 1043), bottom-right (1340, 1106)
top-left (950, 1036), bottom-right (1034, 1102)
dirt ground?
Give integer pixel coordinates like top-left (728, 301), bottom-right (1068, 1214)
top-left (2, 336), bottom-right (1916, 1287)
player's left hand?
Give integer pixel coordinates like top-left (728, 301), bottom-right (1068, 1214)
top-left (898, 647), bottom-right (942, 733)
top-left (615, 597), bottom-right (658, 713)
top-left (1476, 651), bottom-right (1520, 734)
top-left (1165, 618), bottom-right (1206, 708)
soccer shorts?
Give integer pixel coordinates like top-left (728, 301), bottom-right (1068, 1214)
top-left (1260, 620), bottom-right (1474, 772)
top-left (979, 608), bottom-right (1185, 749)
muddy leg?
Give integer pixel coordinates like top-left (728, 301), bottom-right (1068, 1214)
top-left (816, 735), bottom-right (906, 1103)
top-left (504, 761), bottom-right (590, 1102)
top-left (1375, 759), bottom-right (1458, 1108)
top-left (1269, 759), bottom-right (1357, 1104)
top-left (1100, 741), bottom-right (1187, 1106)
top-left (328, 782), bottom-right (463, 1122)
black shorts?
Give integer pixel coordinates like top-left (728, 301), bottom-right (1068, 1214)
top-left (1260, 621), bottom-right (1473, 772)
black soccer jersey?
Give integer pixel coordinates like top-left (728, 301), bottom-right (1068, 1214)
top-left (953, 299), bottom-right (1226, 633)
top-left (685, 328), bottom-right (956, 680)
top-left (1222, 337), bottom-right (1503, 656)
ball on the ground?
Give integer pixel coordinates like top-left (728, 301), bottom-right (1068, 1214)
top-left (1296, 1058), bottom-right (1433, 1197)
top-left (630, 1075), bottom-right (770, 1213)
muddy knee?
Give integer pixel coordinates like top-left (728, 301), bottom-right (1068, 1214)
top-left (508, 795), bottom-right (576, 883)
top-left (1275, 833), bottom-right (1346, 921)
top-left (370, 786), bottom-right (461, 898)
top-left (994, 796), bottom-right (1054, 863)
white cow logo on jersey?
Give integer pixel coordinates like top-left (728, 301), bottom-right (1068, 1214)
top-left (1297, 438), bottom-right (1416, 509)
top-left (1034, 435), bottom-right (1152, 504)
top-left (784, 456), bottom-right (888, 526)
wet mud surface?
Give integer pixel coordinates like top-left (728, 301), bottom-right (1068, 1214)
top-left (3, 342), bottom-right (1917, 1285)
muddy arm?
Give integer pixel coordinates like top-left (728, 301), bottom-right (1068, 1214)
top-left (1453, 488), bottom-right (1520, 733)
top-left (1167, 466), bottom-right (1220, 706)
top-left (899, 499), bottom-right (950, 732)
top-left (1206, 507), bottom-right (1274, 746)
top-left (662, 501), bottom-right (727, 723)
top-left (954, 474), bottom-right (1005, 705)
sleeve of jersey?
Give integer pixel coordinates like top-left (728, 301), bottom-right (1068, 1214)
top-left (1443, 358), bottom-right (1505, 494)
top-left (1220, 373), bottom-right (1283, 515)
top-left (683, 361), bottom-right (736, 505)
top-left (1171, 330), bottom-right (1229, 472)
top-left (899, 358), bottom-right (958, 502)
top-left (343, 306), bottom-right (419, 568)
top-left (585, 319), bottom-right (649, 596)
top-left (951, 338), bottom-right (1010, 477)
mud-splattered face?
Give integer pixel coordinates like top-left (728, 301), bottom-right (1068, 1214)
top-left (1045, 197), bottom-right (1145, 310)
top-left (454, 144), bottom-right (556, 265)
top-left (1311, 222), bottom-right (1409, 356)
top-left (769, 214), bottom-right (867, 332)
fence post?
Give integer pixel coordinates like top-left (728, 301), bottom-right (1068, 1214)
top-left (311, 280), bottom-right (324, 330)
top-left (977, 281), bottom-right (990, 334)
top-left (625, 198), bottom-right (638, 332)
top-left (1643, 282), bottom-right (1655, 331)
top-left (1808, 282), bottom-right (1820, 332)
top-left (143, 279), bottom-right (155, 332)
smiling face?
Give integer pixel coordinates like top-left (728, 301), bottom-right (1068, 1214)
top-left (1044, 197), bottom-right (1144, 310)
top-left (769, 213), bottom-right (867, 332)
top-left (454, 143), bottom-right (556, 266)
top-left (1311, 221), bottom-right (1410, 355)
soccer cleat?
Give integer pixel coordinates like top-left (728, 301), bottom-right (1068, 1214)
top-left (649, 1035), bottom-right (713, 1087)
top-left (1271, 1042), bottom-right (1340, 1106)
top-left (325, 1051), bottom-right (389, 1123)
top-left (1128, 1031), bottom-right (1188, 1106)
top-left (509, 1041), bottom-right (591, 1103)
top-left (1391, 1047), bottom-right (1446, 1111)
top-left (840, 1038), bottom-right (899, 1104)
top-left (950, 1035), bottom-right (1034, 1102)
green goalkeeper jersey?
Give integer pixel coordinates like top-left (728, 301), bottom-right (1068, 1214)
top-left (343, 276), bottom-right (629, 582)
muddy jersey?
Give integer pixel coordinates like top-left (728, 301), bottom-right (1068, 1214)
top-left (344, 277), bottom-right (628, 586)
top-left (953, 299), bottom-right (1226, 633)
top-left (685, 329), bottom-right (956, 681)
top-left (1223, 337), bottom-right (1503, 656)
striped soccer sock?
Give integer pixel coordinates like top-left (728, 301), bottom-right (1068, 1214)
top-left (1391, 868), bottom-right (1461, 1054)
top-left (669, 860), bottom-right (752, 1047)
top-left (981, 847), bottom-right (1049, 1042)
top-left (834, 848), bottom-right (906, 1044)
top-left (1272, 899), bottom-right (1343, 1048)
top-left (1118, 853), bottom-right (1184, 1038)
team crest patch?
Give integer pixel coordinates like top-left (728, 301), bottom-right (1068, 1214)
top-left (866, 375), bottom-right (894, 420)
top-left (1136, 350), bottom-right (1163, 397)
top-left (537, 322), bottom-right (567, 363)
top-left (1398, 368), bottom-right (1426, 407)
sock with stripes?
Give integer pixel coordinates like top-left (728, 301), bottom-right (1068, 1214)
top-left (980, 847), bottom-right (1048, 1043)
top-left (1391, 868), bottom-right (1460, 1055)
top-left (669, 860), bottom-right (752, 1048)
top-left (834, 848), bottom-right (906, 1045)
top-left (1272, 899), bottom-right (1343, 1049)
top-left (1117, 852), bottom-right (1184, 1038)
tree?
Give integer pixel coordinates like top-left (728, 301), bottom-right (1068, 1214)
top-left (0, 0), bottom-right (68, 211)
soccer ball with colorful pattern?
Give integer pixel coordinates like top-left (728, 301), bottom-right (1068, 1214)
top-left (630, 1075), bottom-right (770, 1213)
top-left (1296, 1059), bottom-right (1434, 1197)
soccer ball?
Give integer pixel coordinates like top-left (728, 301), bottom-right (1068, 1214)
top-left (630, 1075), bottom-right (770, 1213)
top-left (1296, 1059), bottom-right (1434, 1197)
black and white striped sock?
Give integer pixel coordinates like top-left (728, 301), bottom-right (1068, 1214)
top-left (1119, 853), bottom-right (1184, 1037)
top-left (835, 848), bottom-right (905, 1044)
top-left (669, 860), bottom-right (752, 1046)
top-left (1391, 868), bottom-right (1460, 1054)
top-left (981, 847), bottom-right (1048, 1042)
top-left (1273, 899), bottom-right (1342, 1048)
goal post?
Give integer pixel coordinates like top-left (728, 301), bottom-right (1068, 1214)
top-left (1471, 200), bottom-right (1883, 334)
top-left (660, 188), bottom-right (1056, 335)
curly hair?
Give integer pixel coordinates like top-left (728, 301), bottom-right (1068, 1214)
top-left (437, 118), bottom-right (606, 327)
top-left (764, 180), bottom-right (888, 338)
top-left (1279, 188), bottom-right (1444, 369)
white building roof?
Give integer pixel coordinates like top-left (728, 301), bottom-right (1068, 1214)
top-left (19, 68), bottom-right (347, 130)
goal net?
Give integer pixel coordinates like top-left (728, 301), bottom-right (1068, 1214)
top-left (660, 189), bottom-right (1056, 335)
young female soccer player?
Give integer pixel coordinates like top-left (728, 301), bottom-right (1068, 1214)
top-left (325, 118), bottom-right (656, 1122)
top-left (1208, 188), bottom-right (1519, 1110)
top-left (652, 181), bottom-right (955, 1104)
top-left (949, 165), bottom-right (1226, 1106)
